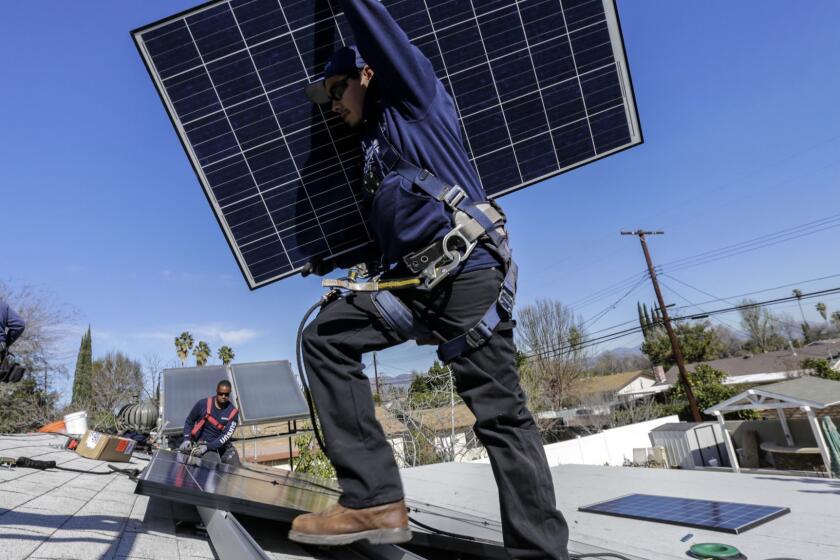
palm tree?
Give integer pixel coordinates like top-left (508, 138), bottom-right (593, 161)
top-left (218, 346), bottom-right (235, 365)
top-left (193, 341), bottom-right (212, 367)
top-left (793, 289), bottom-right (806, 323)
top-left (175, 332), bottom-right (194, 367)
top-left (816, 302), bottom-right (828, 322)
top-left (831, 311), bottom-right (840, 331)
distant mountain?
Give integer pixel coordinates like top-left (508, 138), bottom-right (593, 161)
top-left (369, 372), bottom-right (415, 391)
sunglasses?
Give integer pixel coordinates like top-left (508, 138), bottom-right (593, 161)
top-left (217, 391), bottom-right (231, 397)
top-left (328, 69), bottom-right (360, 102)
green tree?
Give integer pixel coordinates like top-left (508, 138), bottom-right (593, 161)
top-left (217, 345), bottom-right (235, 365)
top-left (739, 299), bottom-right (785, 353)
top-left (832, 311), bottom-right (840, 331)
top-left (175, 332), bottom-right (194, 367)
top-left (71, 327), bottom-right (93, 406)
top-left (407, 361), bottom-right (455, 409)
top-left (293, 433), bottom-right (336, 479)
top-left (0, 378), bottom-right (58, 433)
top-left (89, 352), bottom-right (144, 430)
top-left (641, 321), bottom-right (723, 368)
top-left (816, 302), bottom-right (828, 322)
top-left (671, 364), bottom-right (756, 420)
top-left (193, 341), bottom-right (211, 367)
top-left (801, 358), bottom-right (840, 381)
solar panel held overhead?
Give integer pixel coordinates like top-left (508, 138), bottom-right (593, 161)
top-left (133, 0), bottom-right (641, 289)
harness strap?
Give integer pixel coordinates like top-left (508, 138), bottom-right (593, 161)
top-left (360, 128), bottom-right (517, 362)
top-left (189, 397), bottom-right (238, 440)
top-left (371, 291), bottom-right (436, 342)
top-left (437, 262), bottom-right (517, 363)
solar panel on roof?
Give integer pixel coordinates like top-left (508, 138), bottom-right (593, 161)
top-left (137, 449), bottom-right (509, 555)
top-left (137, 449), bottom-right (340, 520)
top-left (162, 365), bottom-right (230, 435)
top-left (229, 360), bottom-right (309, 423)
top-left (579, 494), bottom-right (790, 534)
top-left (133, 0), bottom-right (641, 289)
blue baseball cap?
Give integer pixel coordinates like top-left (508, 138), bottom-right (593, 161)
top-left (304, 45), bottom-right (367, 104)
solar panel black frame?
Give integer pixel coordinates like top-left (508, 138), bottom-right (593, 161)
top-left (132, 0), bottom-right (642, 289)
top-left (579, 493), bottom-right (790, 534)
top-left (228, 360), bottom-right (309, 423)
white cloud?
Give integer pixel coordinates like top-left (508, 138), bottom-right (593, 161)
top-left (138, 324), bottom-right (260, 346)
top-left (193, 325), bottom-right (260, 345)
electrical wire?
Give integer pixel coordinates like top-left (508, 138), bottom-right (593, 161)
top-left (664, 271), bottom-right (840, 311)
top-left (659, 213), bottom-right (840, 274)
top-left (580, 275), bottom-right (649, 330)
top-left (521, 285), bottom-right (840, 361)
top-left (296, 298), bottom-right (330, 453)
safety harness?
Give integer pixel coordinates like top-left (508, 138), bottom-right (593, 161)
top-left (323, 127), bottom-right (517, 363)
top-left (189, 397), bottom-right (238, 440)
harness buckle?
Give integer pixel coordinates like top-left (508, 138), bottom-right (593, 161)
top-left (499, 285), bottom-right (515, 316)
top-left (465, 321), bottom-right (494, 349)
top-left (440, 185), bottom-right (467, 208)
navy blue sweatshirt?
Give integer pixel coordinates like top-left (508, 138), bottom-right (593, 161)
top-left (183, 398), bottom-right (238, 451)
top-left (0, 301), bottom-right (25, 346)
top-left (339, 0), bottom-right (499, 274)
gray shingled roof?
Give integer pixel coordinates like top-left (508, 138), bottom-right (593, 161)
top-left (661, 340), bottom-right (840, 385)
top-left (0, 433), bottom-right (326, 560)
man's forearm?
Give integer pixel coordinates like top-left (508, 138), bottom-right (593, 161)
top-left (338, 0), bottom-right (435, 109)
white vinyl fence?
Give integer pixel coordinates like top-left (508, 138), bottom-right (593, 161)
top-left (472, 415), bottom-right (679, 467)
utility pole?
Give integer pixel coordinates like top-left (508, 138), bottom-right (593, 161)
top-left (621, 230), bottom-right (702, 422)
top-left (372, 352), bottom-right (381, 401)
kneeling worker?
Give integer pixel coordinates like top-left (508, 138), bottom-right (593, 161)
top-left (180, 380), bottom-right (240, 465)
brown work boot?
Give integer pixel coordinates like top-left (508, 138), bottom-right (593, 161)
top-left (288, 499), bottom-right (411, 546)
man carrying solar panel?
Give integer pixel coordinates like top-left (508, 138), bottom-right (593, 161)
top-left (178, 380), bottom-right (240, 466)
top-left (296, 1), bottom-right (568, 558)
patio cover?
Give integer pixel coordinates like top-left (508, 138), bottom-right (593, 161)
top-left (704, 376), bottom-right (840, 476)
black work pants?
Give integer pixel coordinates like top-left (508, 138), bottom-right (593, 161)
top-left (200, 443), bottom-right (240, 466)
top-left (302, 268), bottom-right (569, 559)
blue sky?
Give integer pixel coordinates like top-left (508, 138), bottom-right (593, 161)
top-left (3, 1), bottom-right (840, 399)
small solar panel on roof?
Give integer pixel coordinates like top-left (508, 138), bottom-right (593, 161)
top-left (133, 0), bottom-right (641, 288)
top-left (579, 493), bottom-right (790, 534)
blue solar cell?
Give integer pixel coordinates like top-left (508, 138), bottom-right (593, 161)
top-left (520, 0), bottom-right (567, 44)
top-left (230, 0), bottom-right (290, 46)
top-left (515, 134), bottom-right (558, 182)
top-left (569, 20), bottom-right (614, 73)
top-left (590, 105), bottom-right (631, 154)
top-left (187, 4), bottom-right (244, 62)
top-left (503, 92), bottom-right (551, 143)
top-left (478, 6), bottom-right (527, 59)
top-left (134, 0), bottom-right (640, 287)
top-left (580, 494), bottom-right (790, 534)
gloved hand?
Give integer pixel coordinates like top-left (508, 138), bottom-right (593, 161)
top-left (178, 440), bottom-right (192, 452)
top-left (301, 258), bottom-right (336, 277)
top-left (194, 444), bottom-right (209, 457)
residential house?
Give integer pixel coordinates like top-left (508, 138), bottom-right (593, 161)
top-left (376, 404), bottom-right (484, 465)
top-left (660, 339), bottom-right (840, 389)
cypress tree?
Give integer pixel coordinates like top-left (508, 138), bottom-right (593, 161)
top-left (71, 327), bottom-right (93, 406)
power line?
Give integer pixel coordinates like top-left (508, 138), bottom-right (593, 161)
top-left (522, 285), bottom-right (840, 362)
top-left (666, 272), bottom-right (840, 313)
top-left (580, 275), bottom-right (649, 330)
top-left (659, 213), bottom-right (840, 274)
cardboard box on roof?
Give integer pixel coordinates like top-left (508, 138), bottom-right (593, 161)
top-left (75, 430), bottom-right (135, 462)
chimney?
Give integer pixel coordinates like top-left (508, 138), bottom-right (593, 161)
top-left (653, 365), bottom-right (666, 384)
